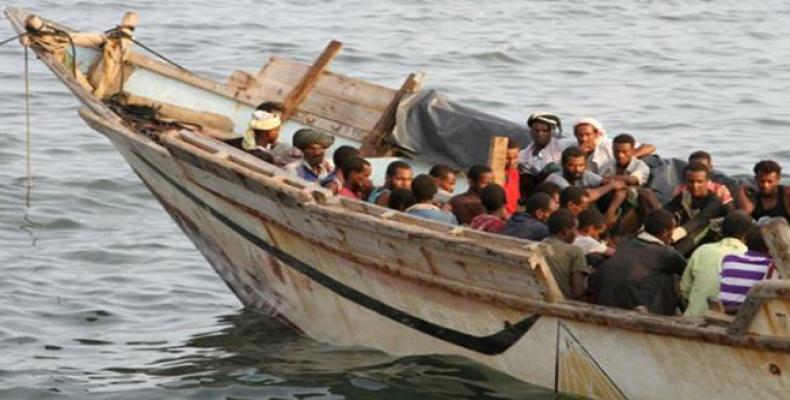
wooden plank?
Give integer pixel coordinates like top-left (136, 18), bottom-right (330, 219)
top-left (281, 40), bottom-right (343, 120)
top-left (360, 72), bottom-right (425, 156)
top-left (120, 93), bottom-right (235, 132)
top-left (258, 56), bottom-right (397, 111)
top-left (487, 136), bottom-right (509, 186)
top-left (760, 217), bottom-right (790, 279)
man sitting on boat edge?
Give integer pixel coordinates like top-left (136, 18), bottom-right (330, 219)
top-left (241, 110), bottom-right (300, 165)
top-left (284, 128), bottom-right (335, 185)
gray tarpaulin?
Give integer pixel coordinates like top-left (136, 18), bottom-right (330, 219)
top-left (393, 89), bottom-right (744, 205)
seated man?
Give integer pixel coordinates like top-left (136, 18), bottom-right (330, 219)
top-left (560, 186), bottom-right (591, 216)
top-left (599, 133), bottom-right (660, 233)
top-left (666, 162), bottom-right (735, 256)
top-left (323, 145), bottom-right (361, 194)
top-left (542, 209), bottom-right (588, 300)
top-left (534, 181), bottom-right (562, 206)
top-left (573, 208), bottom-right (614, 256)
top-left (338, 157), bottom-right (373, 200)
top-left (718, 228), bottom-right (777, 312)
top-left (284, 128), bottom-right (335, 185)
top-left (680, 211), bottom-right (753, 317)
top-left (406, 174), bottom-right (458, 225)
top-left (368, 161), bottom-right (413, 206)
top-left (388, 188), bottom-right (416, 212)
top-left (449, 165), bottom-right (494, 225)
top-left (429, 164), bottom-right (457, 208)
top-left (545, 146), bottom-right (626, 226)
top-left (737, 160), bottom-right (790, 223)
top-left (675, 151), bottom-right (733, 205)
top-left (518, 113), bottom-right (565, 196)
top-left (241, 110), bottom-right (299, 165)
top-left (566, 118), bottom-right (655, 174)
top-left (502, 192), bottom-right (556, 241)
top-left (590, 209), bottom-right (687, 315)
top-left (470, 184), bottom-right (509, 233)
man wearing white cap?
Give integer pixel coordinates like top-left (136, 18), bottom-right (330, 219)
top-left (564, 118), bottom-right (655, 174)
top-left (242, 110), bottom-right (299, 165)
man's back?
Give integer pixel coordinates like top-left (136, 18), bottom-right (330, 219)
top-left (592, 234), bottom-right (686, 315)
top-left (449, 190), bottom-right (485, 225)
top-left (542, 236), bottom-right (588, 299)
top-left (680, 238), bottom-right (747, 316)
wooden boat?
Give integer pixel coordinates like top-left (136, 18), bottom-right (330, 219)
top-left (5, 8), bottom-right (789, 399)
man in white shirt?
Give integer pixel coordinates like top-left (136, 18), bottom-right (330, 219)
top-left (565, 118), bottom-right (656, 174)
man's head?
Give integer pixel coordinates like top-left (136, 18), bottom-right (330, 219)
top-left (688, 150), bottom-right (712, 170)
top-left (683, 161), bottom-right (711, 198)
top-left (388, 188), bottom-right (416, 212)
top-left (573, 118), bottom-right (604, 155)
top-left (612, 134), bottom-right (636, 168)
top-left (527, 113), bottom-right (560, 148)
top-left (384, 161), bottom-right (413, 191)
top-left (753, 160), bottom-right (782, 196)
top-left (506, 138), bottom-right (520, 170)
top-left (535, 181), bottom-right (562, 206)
top-left (722, 211), bottom-right (755, 242)
top-left (480, 184), bottom-right (507, 214)
top-left (332, 145), bottom-right (361, 178)
top-left (561, 146), bottom-right (588, 181)
top-left (548, 208), bottom-right (578, 243)
top-left (429, 164), bottom-right (457, 193)
top-left (560, 186), bottom-right (590, 216)
top-left (745, 228), bottom-right (769, 254)
top-left (341, 157), bottom-right (372, 192)
top-left (411, 174), bottom-right (438, 203)
top-left (525, 192), bottom-right (556, 222)
top-left (644, 209), bottom-right (676, 244)
top-left (467, 165), bottom-right (494, 192)
top-left (292, 128), bottom-right (334, 168)
top-left (578, 208), bottom-right (607, 239)
top-left (255, 101), bottom-right (284, 117)
top-left (249, 110), bottom-right (282, 146)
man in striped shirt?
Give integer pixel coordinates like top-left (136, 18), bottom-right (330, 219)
top-left (718, 228), bottom-right (776, 312)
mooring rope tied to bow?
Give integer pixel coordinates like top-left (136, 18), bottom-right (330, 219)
top-left (24, 44), bottom-right (33, 208)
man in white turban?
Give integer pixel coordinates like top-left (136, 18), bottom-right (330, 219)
top-left (242, 110), bottom-right (299, 165)
top-left (563, 118), bottom-right (655, 174)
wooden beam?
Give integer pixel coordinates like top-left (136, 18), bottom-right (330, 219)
top-left (359, 71), bottom-right (424, 156)
top-left (281, 40), bottom-right (343, 121)
top-left (487, 136), bottom-right (509, 186)
top-left (760, 217), bottom-right (790, 279)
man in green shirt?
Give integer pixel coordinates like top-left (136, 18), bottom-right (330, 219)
top-left (542, 209), bottom-right (588, 300)
top-left (680, 211), bottom-right (753, 316)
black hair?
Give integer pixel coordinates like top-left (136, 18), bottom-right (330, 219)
top-left (255, 101), bottom-right (284, 113)
top-left (525, 193), bottom-right (553, 216)
top-left (411, 174), bottom-right (438, 202)
top-left (683, 161), bottom-right (711, 179)
top-left (547, 208), bottom-right (577, 235)
top-left (535, 181), bottom-right (562, 198)
top-left (467, 165), bottom-right (492, 183)
top-left (333, 146), bottom-right (360, 171)
top-left (507, 138), bottom-right (520, 149)
top-left (613, 133), bottom-right (636, 147)
top-left (388, 188), bottom-right (416, 212)
top-left (754, 160), bottom-right (782, 176)
top-left (480, 184), bottom-right (507, 213)
top-left (745, 228), bottom-right (769, 254)
top-left (688, 150), bottom-right (712, 164)
top-left (560, 186), bottom-right (587, 208)
top-left (644, 209), bottom-right (675, 237)
top-left (341, 156), bottom-right (370, 179)
top-left (561, 146), bottom-right (586, 166)
top-left (429, 164), bottom-right (456, 180)
top-left (578, 208), bottom-right (605, 230)
top-left (386, 160), bottom-right (412, 178)
top-left (721, 211), bottom-right (754, 239)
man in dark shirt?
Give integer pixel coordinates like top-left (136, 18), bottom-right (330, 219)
top-left (736, 160), bottom-right (790, 223)
top-left (590, 209), bottom-right (687, 315)
top-left (502, 192), bottom-right (556, 241)
top-left (449, 165), bottom-right (493, 225)
top-left (665, 161), bottom-right (733, 256)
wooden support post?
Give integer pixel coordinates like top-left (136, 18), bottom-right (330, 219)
top-left (281, 40), bottom-right (343, 121)
top-left (360, 71), bottom-right (424, 156)
top-left (760, 217), bottom-right (790, 279)
top-left (487, 136), bottom-right (509, 186)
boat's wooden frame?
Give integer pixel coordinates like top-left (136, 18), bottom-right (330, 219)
top-left (6, 8), bottom-right (789, 399)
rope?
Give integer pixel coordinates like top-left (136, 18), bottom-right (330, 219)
top-left (0, 32), bottom-right (27, 47)
top-left (104, 27), bottom-right (189, 72)
top-left (24, 45), bottom-right (33, 208)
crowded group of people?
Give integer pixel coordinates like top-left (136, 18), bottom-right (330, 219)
top-left (235, 103), bottom-right (787, 318)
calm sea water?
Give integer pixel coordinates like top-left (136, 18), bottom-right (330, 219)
top-left (1, 1), bottom-right (789, 398)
